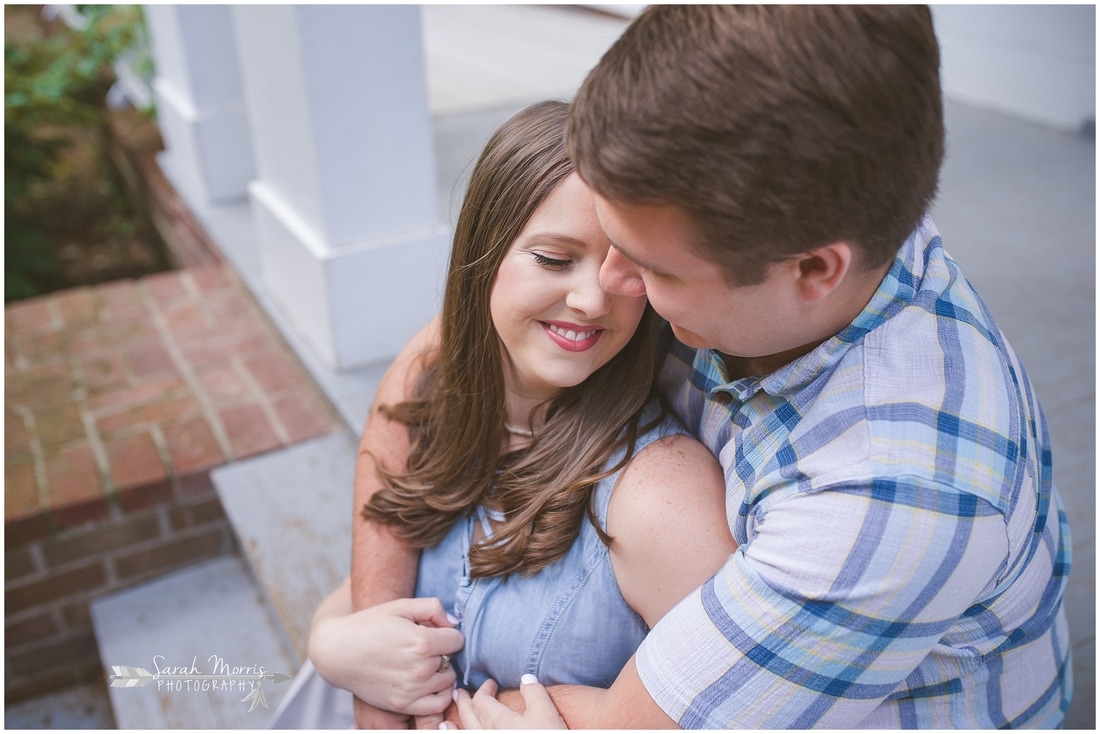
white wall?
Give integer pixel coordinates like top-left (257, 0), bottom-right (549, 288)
top-left (932, 5), bottom-right (1095, 133)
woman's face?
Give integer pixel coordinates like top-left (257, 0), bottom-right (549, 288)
top-left (490, 173), bottom-right (647, 408)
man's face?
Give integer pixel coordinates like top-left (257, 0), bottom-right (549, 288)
top-left (593, 194), bottom-right (801, 359)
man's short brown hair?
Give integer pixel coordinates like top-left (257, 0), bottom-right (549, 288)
top-left (568, 5), bottom-right (944, 285)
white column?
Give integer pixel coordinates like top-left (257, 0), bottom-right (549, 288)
top-left (143, 5), bottom-right (255, 204)
top-left (232, 5), bottom-right (449, 370)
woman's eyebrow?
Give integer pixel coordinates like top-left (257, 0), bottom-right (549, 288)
top-left (523, 233), bottom-right (590, 249)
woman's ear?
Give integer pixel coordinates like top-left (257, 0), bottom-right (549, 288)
top-left (793, 241), bottom-right (854, 302)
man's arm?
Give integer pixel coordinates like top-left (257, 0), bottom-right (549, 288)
top-left (548, 657), bottom-right (677, 728)
top-left (612, 487), bottom-right (1009, 728)
top-left (471, 656), bottom-right (677, 729)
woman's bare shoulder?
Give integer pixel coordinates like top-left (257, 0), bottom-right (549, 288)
top-left (613, 431), bottom-right (727, 513)
top-left (608, 431), bottom-right (736, 626)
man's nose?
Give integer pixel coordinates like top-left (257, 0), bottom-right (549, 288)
top-left (600, 247), bottom-right (647, 298)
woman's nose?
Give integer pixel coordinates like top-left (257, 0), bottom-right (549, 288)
top-left (566, 273), bottom-right (611, 317)
top-left (600, 247), bottom-right (647, 298)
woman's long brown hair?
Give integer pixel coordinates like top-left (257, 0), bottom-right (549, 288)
top-left (363, 101), bottom-right (665, 578)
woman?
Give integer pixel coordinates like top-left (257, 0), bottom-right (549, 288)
top-left (272, 101), bottom-right (734, 728)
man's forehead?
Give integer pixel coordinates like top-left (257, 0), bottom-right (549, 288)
top-left (594, 198), bottom-right (696, 268)
top-left (609, 239), bottom-right (664, 274)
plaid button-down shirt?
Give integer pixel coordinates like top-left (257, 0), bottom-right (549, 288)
top-left (639, 215), bottom-right (1072, 728)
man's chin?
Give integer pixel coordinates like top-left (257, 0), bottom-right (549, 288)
top-left (669, 324), bottom-right (711, 350)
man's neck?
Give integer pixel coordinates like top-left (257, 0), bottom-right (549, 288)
top-left (719, 342), bottom-right (819, 381)
top-left (719, 258), bottom-right (893, 381)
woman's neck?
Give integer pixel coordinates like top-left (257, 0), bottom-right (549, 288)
top-left (503, 392), bottom-right (549, 438)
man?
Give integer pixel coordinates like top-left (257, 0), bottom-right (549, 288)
top-left (353, 6), bottom-right (1071, 728)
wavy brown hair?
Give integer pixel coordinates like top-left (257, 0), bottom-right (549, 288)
top-left (363, 101), bottom-right (665, 578)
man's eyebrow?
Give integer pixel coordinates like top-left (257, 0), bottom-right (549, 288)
top-left (608, 239), bottom-right (661, 273)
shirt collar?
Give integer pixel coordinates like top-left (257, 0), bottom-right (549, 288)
top-left (694, 215), bottom-right (940, 400)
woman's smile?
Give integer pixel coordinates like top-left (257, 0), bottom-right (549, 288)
top-left (490, 173), bottom-right (647, 406)
top-left (542, 320), bottom-right (605, 352)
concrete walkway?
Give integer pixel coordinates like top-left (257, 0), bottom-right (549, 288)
top-left (931, 100), bottom-right (1094, 729)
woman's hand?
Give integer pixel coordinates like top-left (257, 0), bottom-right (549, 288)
top-left (455, 676), bottom-right (567, 729)
top-left (308, 581), bottom-right (464, 717)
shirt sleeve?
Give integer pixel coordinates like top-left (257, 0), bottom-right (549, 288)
top-left (635, 478), bottom-right (1009, 728)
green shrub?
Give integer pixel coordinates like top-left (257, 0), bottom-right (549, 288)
top-left (5, 5), bottom-right (150, 301)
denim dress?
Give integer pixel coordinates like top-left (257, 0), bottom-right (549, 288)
top-left (268, 414), bottom-right (688, 728)
top-left (415, 414), bottom-right (687, 691)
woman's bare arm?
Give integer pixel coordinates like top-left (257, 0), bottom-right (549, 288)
top-left (349, 317), bottom-right (440, 610)
top-left (606, 432), bottom-right (735, 627)
top-left (346, 317), bottom-right (449, 728)
top-left (541, 433), bottom-right (735, 727)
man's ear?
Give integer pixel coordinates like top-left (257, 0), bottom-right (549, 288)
top-left (793, 242), bottom-right (854, 302)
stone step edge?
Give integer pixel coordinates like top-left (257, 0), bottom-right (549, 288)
top-left (89, 553), bottom-right (297, 729)
top-left (211, 431), bottom-right (358, 664)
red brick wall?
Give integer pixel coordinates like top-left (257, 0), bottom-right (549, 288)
top-left (4, 269), bottom-right (345, 703)
top-left (104, 106), bottom-right (224, 271)
top-left (4, 473), bottom-right (235, 702)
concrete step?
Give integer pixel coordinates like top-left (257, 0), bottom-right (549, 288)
top-left (3, 678), bottom-right (116, 728)
top-left (89, 554), bottom-right (297, 729)
top-left (211, 430), bottom-right (358, 663)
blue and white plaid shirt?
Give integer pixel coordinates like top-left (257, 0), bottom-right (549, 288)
top-left (639, 215), bottom-right (1072, 728)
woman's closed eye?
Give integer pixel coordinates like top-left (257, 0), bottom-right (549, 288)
top-left (533, 252), bottom-right (571, 270)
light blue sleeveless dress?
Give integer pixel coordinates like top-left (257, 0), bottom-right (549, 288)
top-left (268, 412), bottom-right (686, 727)
top-left (416, 413), bottom-right (687, 691)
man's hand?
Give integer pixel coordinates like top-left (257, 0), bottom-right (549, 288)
top-left (355, 697), bottom-right (413, 729)
top-left (412, 699), bottom-right (458, 730)
top-left (542, 656), bottom-right (678, 728)
top-left (455, 677), bottom-right (567, 729)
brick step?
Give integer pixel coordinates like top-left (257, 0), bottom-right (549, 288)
top-left (89, 554), bottom-right (296, 729)
top-left (88, 409), bottom-right (359, 729)
top-left (211, 431), bottom-right (358, 663)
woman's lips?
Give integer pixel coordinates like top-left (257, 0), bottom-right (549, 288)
top-left (542, 321), bottom-right (604, 352)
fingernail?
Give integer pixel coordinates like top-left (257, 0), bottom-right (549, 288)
top-left (521, 673), bottom-right (538, 685)
top-left (452, 687), bottom-right (459, 702)
top-left (446, 612), bottom-right (459, 625)
top-left (439, 722), bottom-right (456, 730)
